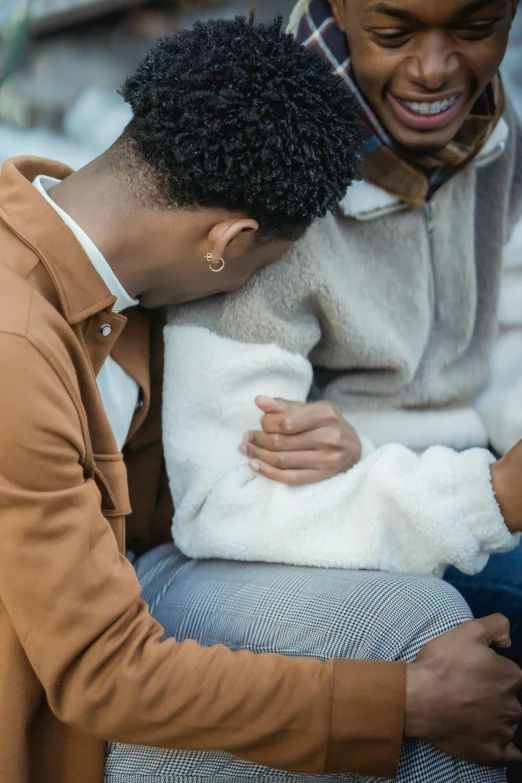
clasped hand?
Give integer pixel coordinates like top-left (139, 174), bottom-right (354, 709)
top-left (239, 396), bottom-right (362, 486)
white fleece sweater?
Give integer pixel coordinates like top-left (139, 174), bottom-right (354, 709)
top-left (163, 106), bottom-right (522, 577)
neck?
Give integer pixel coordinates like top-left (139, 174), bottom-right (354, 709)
top-left (47, 159), bottom-right (155, 300)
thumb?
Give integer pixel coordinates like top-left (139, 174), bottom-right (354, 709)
top-left (476, 614), bottom-right (512, 649)
top-left (255, 396), bottom-right (290, 413)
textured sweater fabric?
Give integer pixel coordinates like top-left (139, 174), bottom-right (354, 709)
top-left (163, 104), bottom-right (522, 577)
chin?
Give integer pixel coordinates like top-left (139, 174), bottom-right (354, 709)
top-left (389, 123), bottom-right (464, 155)
top-left (393, 135), bottom-right (452, 157)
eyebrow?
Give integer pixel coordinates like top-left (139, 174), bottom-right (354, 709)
top-left (366, 0), bottom-right (507, 22)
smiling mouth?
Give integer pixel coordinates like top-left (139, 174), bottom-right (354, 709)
top-left (387, 91), bottom-right (468, 132)
top-left (397, 94), bottom-right (462, 116)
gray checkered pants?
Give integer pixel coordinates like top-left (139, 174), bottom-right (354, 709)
top-left (104, 544), bottom-right (507, 783)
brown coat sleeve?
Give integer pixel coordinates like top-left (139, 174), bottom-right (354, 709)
top-left (0, 333), bottom-right (406, 779)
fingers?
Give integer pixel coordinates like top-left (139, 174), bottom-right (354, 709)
top-left (245, 399), bottom-right (360, 483)
top-left (507, 698), bottom-right (522, 725)
top-left (254, 396), bottom-right (289, 414)
top-left (247, 459), bottom-right (323, 486)
top-left (241, 444), bottom-right (338, 472)
top-left (472, 614), bottom-right (512, 649)
top-left (244, 426), bottom-right (343, 454)
top-left (258, 399), bottom-right (339, 436)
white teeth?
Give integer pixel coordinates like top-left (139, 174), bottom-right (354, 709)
top-left (400, 95), bottom-right (459, 116)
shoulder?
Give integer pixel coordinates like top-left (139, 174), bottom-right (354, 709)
top-left (168, 219), bottom-right (338, 356)
top-left (0, 256), bottom-right (80, 369)
top-left (0, 328), bottom-right (86, 484)
top-left (0, 262), bottom-right (86, 441)
top-left (0, 259), bottom-right (34, 338)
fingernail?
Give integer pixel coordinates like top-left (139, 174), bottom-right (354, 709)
top-left (249, 460), bottom-right (260, 472)
top-left (239, 443), bottom-right (247, 456)
top-left (243, 432), bottom-right (251, 443)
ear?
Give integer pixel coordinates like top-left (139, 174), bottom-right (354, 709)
top-left (207, 218), bottom-right (259, 261)
top-left (328, 0), bottom-right (346, 31)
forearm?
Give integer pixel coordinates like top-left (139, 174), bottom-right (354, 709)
top-left (164, 326), bottom-right (516, 575)
top-left (172, 444), bottom-right (515, 576)
top-left (0, 477), bottom-right (404, 777)
top-left (56, 597), bottom-right (405, 778)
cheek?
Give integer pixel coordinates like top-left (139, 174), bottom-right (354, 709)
top-left (468, 35), bottom-right (510, 88)
top-left (348, 36), bottom-right (397, 97)
top-left (348, 30), bottom-right (510, 100)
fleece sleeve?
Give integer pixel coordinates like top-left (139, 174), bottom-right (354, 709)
top-left (475, 217), bottom-right (522, 455)
top-left (163, 324), bottom-right (518, 578)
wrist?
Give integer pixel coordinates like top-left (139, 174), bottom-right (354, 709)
top-left (404, 662), bottom-right (435, 740)
top-left (490, 460), bottom-right (521, 533)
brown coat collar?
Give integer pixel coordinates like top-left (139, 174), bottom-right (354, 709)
top-left (0, 157), bottom-right (117, 322)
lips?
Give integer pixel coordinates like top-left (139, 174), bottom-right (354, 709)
top-left (399, 95), bottom-right (461, 116)
top-left (387, 91), bottom-right (467, 132)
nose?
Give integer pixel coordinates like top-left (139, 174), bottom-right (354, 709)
top-left (405, 32), bottom-right (460, 91)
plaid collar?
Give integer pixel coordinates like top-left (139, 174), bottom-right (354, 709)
top-left (292, 0), bottom-right (504, 207)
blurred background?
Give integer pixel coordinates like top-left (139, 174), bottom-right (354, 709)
top-left (0, 0), bottom-right (520, 169)
top-left (0, 0), bottom-right (296, 167)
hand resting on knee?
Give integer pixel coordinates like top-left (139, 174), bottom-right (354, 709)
top-left (405, 614), bottom-right (522, 767)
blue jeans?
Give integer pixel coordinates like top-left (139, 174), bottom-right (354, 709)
top-left (445, 541), bottom-right (522, 667)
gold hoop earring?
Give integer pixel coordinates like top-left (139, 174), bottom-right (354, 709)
top-left (205, 253), bottom-right (225, 273)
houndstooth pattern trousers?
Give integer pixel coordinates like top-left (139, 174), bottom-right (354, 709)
top-left (104, 544), bottom-right (507, 783)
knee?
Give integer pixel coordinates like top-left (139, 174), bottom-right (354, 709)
top-left (145, 561), bottom-right (473, 666)
top-left (359, 574), bottom-right (473, 663)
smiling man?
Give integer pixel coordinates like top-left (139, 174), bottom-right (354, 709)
top-left (285, 0), bottom-right (522, 657)
top-left (153, 0), bottom-right (522, 655)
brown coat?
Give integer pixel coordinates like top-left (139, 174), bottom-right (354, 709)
top-left (0, 157), bottom-right (406, 783)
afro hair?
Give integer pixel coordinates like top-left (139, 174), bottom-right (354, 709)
top-left (118, 14), bottom-right (362, 240)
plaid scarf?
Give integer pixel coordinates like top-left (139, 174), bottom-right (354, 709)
top-left (291, 0), bottom-right (505, 207)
